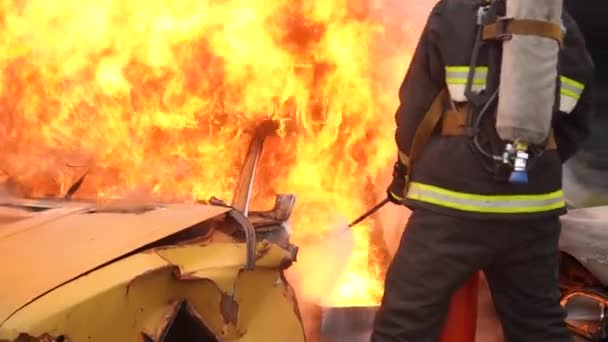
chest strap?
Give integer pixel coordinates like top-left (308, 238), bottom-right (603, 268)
top-left (482, 17), bottom-right (564, 48)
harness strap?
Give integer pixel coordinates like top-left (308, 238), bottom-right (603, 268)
top-left (441, 108), bottom-right (557, 150)
top-left (398, 88), bottom-right (449, 185)
top-left (408, 88), bottom-right (450, 168)
top-left (482, 18), bottom-right (564, 47)
top-left (441, 109), bottom-right (468, 136)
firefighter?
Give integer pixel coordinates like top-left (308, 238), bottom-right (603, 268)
top-left (371, 0), bottom-right (594, 341)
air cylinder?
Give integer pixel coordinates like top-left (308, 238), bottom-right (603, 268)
top-left (496, 0), bottom-right (562, 145)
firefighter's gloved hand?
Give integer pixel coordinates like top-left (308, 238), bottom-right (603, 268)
top-left (387, 162), bottom-right (408, 205)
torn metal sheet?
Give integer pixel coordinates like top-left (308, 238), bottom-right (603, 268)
top-left (141, 299), bottom-right (220, 342)
top-left (0, 242), bottom-right (304, 342)
top-left (220, 293), bottom-right (239, 326)
top-left (154, 242), bottom-right (294, 293)
top-left (140, 298), bottom-right (183, 340)
top-left (0, 202), bottom-right (230, 324)
top-left (560, 206), bottom-right (608, 285)
top-left (157, 300), bottom-right (219, 342)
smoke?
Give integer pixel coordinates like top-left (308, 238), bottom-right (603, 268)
top-left (284, 216), bottom-right (355, 306)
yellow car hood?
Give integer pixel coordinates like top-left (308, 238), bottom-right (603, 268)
top-left (0, 199), bottom-right (230, 324)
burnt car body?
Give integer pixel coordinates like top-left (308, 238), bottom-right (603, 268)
top-left (0, 122), bottom-right (306, 342)
top-left (559, 207), bottom-right (608, 342)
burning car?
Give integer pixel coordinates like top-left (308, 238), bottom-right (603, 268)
top-left (0, 0), bottom-right (417, 318)
top-left (0, 125), bottom-right (307, 342)
top-left (0, 0), bottom-right (487, 340)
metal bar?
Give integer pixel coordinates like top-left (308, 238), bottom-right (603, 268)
top-left (348, 198), bottom-right (389, 228)
top-left (230, 120), bottom-right (278, 216)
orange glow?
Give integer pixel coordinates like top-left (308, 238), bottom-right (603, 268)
top-left (0, 0), bottom-right (431, 306)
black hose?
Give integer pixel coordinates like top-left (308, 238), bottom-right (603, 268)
top-left (464, 7), bottom-right (487, 114)
top-left (474, 88), bottom-right (498, 131)
top-left (472, 88), bottom-right (501, 160)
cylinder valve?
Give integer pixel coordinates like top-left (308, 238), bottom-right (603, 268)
top-left (504, 141), bottom-right (529, 184)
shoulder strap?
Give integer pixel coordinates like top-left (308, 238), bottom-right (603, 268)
top-left (403, 88), bottom-right (449, 176)
top-left (482, 18), bottom-right (564, 47)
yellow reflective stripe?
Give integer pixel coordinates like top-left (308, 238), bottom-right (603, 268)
top-left (560, 77), bottom-right (584, 99)
top-left (406, 182), bottom-right (565, 214)
top-left (445, 66), bottom-right (487, 86)
top-left (410, 182), bottom-right (563, 201)
top-left (560, 76), bottom-right (584, 90)
top-left (561, 88), bottom-right (580, 100)
top-left (446, 78), bottom-right (486, 85)
top-left (445, 66), bottom-right (489, 73)
top-left (559, 76), bottom-right (585, 113)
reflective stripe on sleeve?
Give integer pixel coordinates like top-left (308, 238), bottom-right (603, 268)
top-left (445, 66), bottom-right (488, 102)
top-left (406, 182), bottom-right (565, 214)
top-left (560, 76), bottom-right (584, 114)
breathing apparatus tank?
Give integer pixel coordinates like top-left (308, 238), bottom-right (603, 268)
top-left (495, 0), bottom-right (563, 184)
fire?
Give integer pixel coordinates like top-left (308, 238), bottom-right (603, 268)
top-left (0, 0), bottom-right (432, 306)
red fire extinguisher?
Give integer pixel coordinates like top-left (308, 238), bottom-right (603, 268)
top-left (440, 272), bottom-right (480, 342)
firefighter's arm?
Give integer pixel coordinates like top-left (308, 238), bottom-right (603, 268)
top-left (393, 3), bottom-right (445, 171)
top-left (387, 3), bottom-right (445, 203)
top-left (553, 11), bottom-right (595, 163)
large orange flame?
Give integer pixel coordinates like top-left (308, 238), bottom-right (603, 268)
top-left (0, 0), bottom-right (432, 306)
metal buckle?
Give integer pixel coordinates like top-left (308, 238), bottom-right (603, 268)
top-left (495, 16), bottom-right (513, 40)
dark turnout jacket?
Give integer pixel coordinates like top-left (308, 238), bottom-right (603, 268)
top-left (395, 0), bottom-right (594, 219)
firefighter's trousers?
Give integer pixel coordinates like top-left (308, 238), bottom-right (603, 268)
top-left (370, 208), bottom-right (573, 342)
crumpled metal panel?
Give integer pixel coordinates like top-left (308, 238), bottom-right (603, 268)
top-left (0, 202), bottom-right (230, 324)
top-left (560, 205), bottom-right (608, 286)
top-left (0, 242), bottom-right (305, 342)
